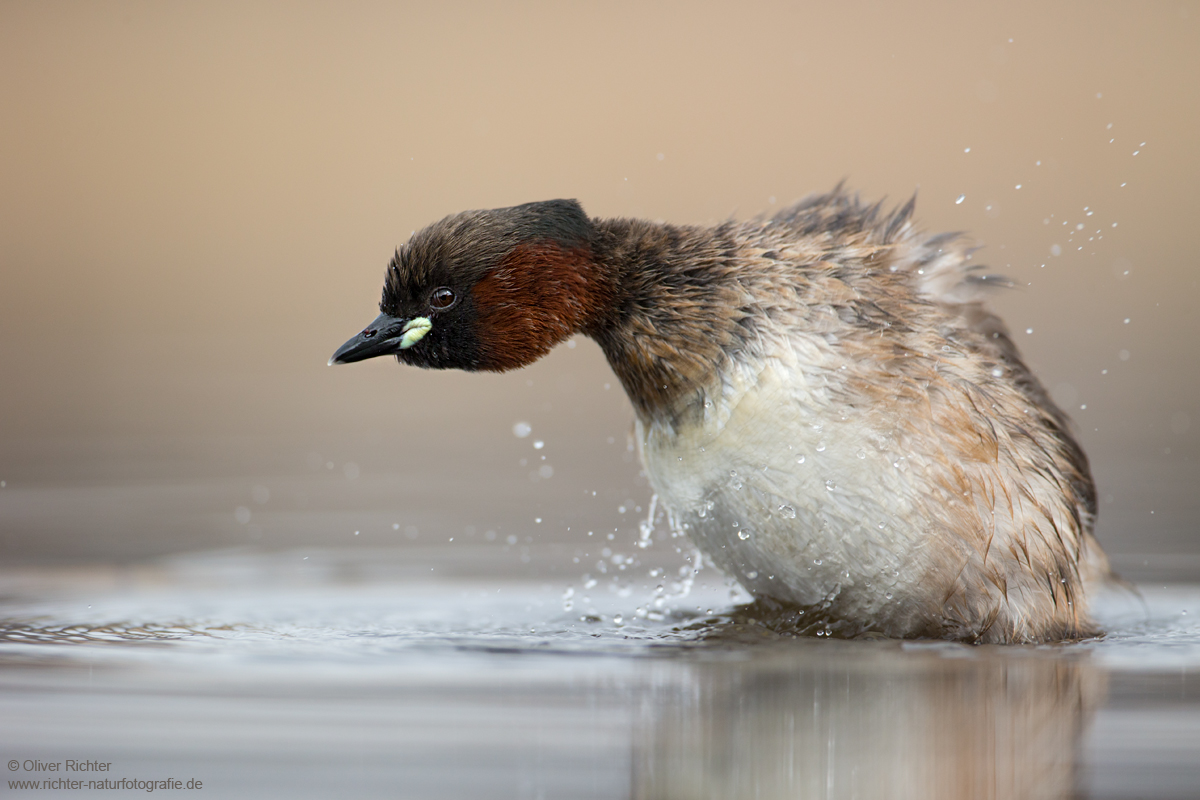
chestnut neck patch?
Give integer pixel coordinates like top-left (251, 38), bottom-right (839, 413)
top-left (471, 241), bottom-right (615, 371)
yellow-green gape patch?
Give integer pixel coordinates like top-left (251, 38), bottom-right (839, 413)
top-left (399, 317), bottom-right (432, 349)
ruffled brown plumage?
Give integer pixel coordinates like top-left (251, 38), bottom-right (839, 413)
top-left (331, 188), bottom-right (1112, 643)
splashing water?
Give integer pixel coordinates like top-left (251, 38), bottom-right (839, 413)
top-left (638, 494), bottom-right (659, 549)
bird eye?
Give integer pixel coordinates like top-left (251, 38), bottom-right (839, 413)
top-left (429, 287), bottom-right (457, 310)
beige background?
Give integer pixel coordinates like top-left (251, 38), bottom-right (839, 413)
top-left (1, 1), bottom-right (1197, 568)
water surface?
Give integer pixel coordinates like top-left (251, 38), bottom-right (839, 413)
top-left (3, 546), bottom-right (1198, 800)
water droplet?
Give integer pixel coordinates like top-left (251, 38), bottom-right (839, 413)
top-left (814, 559), bottom-right (823, 566)
top-left (1025, 328), bottom-right (1033, 335)
top-left (816, 442), bottom-right (826, 452)
top-left (796, 455), bottom-right (806, 464)
top-left (746, 571), bottom-right (758, 579)
top-left (825, 480), bottom-right (836, 491)
top-left (513, 421), bottom-right (532, 438)
top-left (991, 367), bottom-right (1003, 377)
top-left (778, 504), bottom-right (797, 519)
top-left (955, 194), bottom-right (965, 204)
top-left (737, 530), bottom-right (750, 540)
top-left (856, 449), bottom-right (866, 459)
top-left (885, 592), bottom-right (894, 600)
top-left (613, 615), bottom-right (623, 625)
top-left (533, 440), bottom-right (544, 449)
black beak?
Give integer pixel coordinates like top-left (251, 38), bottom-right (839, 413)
top-left (329, 313), bottom-right (409, 365)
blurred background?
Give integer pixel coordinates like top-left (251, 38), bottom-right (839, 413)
top-left (1, 1), bottom-right (1197, 576)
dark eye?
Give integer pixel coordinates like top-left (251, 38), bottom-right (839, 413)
top-left (429, 287), bottom-right (457, 310)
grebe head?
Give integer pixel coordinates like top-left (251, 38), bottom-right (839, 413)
top-left (330, 199), bottom-right (606, 372)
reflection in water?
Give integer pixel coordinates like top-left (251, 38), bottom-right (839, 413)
top-left (634, 643), bottom-right (1103, 800)
top-left (4, 629), bottom-right (1104, 799)
top-left (0, 624), bottom-right (1103, 799)
top-left (5, 558), bottom-right (1199, 799)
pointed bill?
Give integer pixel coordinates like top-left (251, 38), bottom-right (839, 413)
top-left (329, 313), bottom-right (433, 365)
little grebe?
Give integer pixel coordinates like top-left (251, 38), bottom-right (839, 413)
top-left (331, 189), bottom-right (1111, 643)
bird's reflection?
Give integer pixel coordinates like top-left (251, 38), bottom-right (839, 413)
top-left (632, 627), bottom-right (1104, 800)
